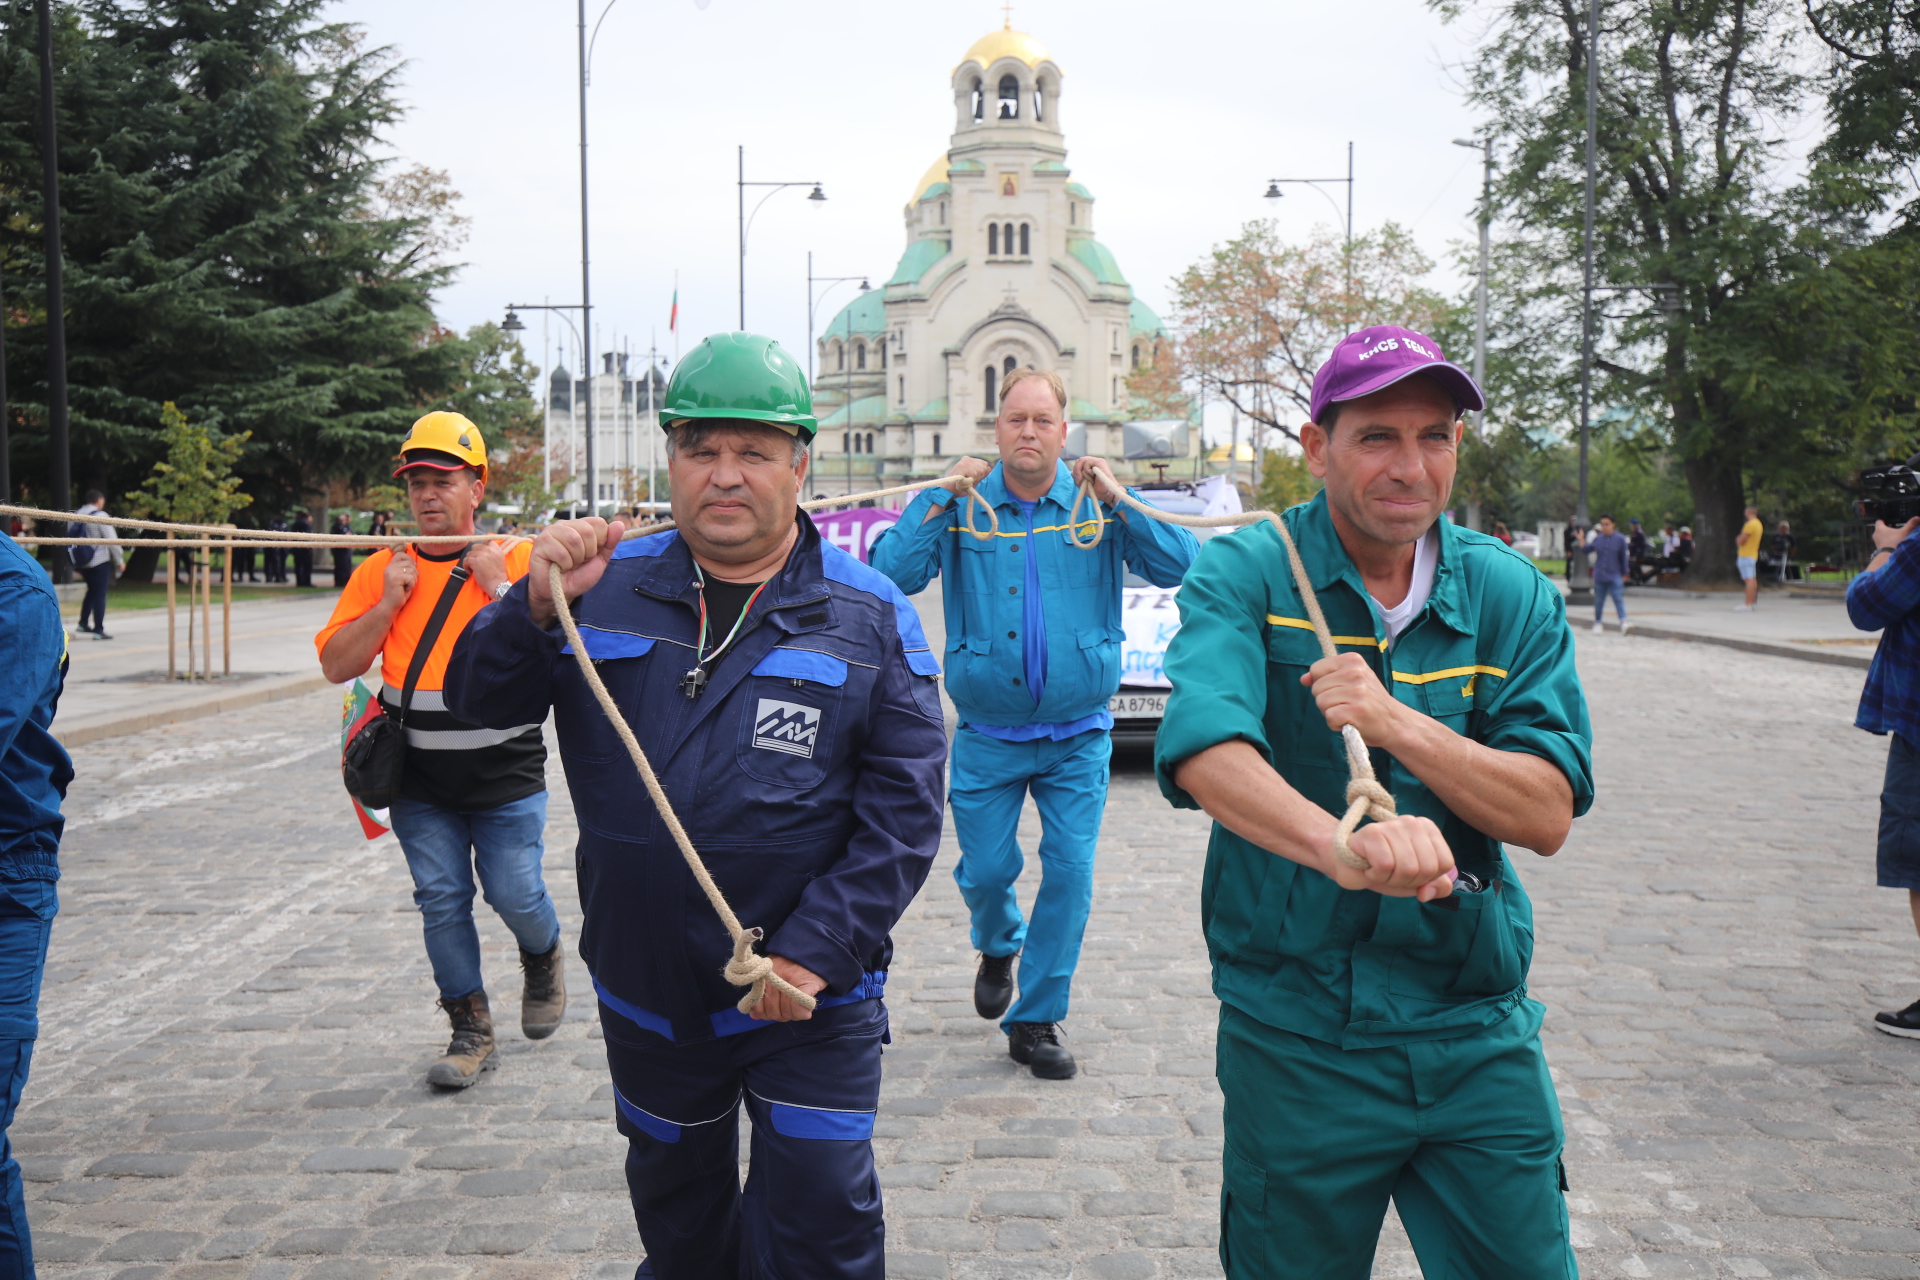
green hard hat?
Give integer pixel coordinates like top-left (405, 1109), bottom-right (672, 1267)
top-left (661, 332), bottom-right (817, 443)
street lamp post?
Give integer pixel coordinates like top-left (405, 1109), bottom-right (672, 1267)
top-left (806, 254), bottom-right (870, 503)
top-left (1568, 0), bottom-right (1600, 605)
top-left (37, 0), bottom-right (70, 564)
top-left (1264, 141), bottom-right (1355, 297)
top-left (505, 305), bottom-right (584, 514)
top-left (1452, 137), bottom-right (1493, 437)
top-left (737, 145), bottom-right (825, 330)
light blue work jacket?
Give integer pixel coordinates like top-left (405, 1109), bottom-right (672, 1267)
top-left (869, 461), bottom-right (1199, 728)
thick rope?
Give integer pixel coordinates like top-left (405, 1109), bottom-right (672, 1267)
top-left (1063, 478), bottom-right (1388, 870)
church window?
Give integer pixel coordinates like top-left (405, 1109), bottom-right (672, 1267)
top-left (933, 432), bottom-right (942, 456)
top-left (1113, 329), bottom-right (1120, 353)
top-left (842, 432), bottom-right (850, 453)
top-left (971, 78), bottom-right (984, 123)
top-left (997, 75), bottom-right (1019, 119)
top-left (1034, 85), bottom-right (1044, 122)
top-left (1019, 223), bottom-right (1030, 256)
top-left (856, 342), bottom-right (867, 371)
top-left (1069, 202), bottom-right (1077, 226)
top-left (898, 375), bottom-right (905, 404)
top-left (879, 343), bottom-right (887, 370)
top-left (1132, 343), bottom-right (1142, 368)
top-left (984, 365), bottom-right (996, 412)
top-left (834, 342), bottom-right (844, 372)
top-left (1003, 223), bottom-right (1015, 254)
top-left (940, 201), bottom-right (947, 226)
top-left (1004, 355), bottom-right (1018, 379)
top-left (989, 224), bottom-right (999, 256)
top-left (866, 432), bottom-right (875, 454)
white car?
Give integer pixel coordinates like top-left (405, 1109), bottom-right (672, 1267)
top-left (1509, 531), bottom-right (1541, 558)
top-left (1110, 486), bottom-right (1223, 743)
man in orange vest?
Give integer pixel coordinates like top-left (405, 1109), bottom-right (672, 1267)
top-left (316, 412), bottom-right (566, 1088)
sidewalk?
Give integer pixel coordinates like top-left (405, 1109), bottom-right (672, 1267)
top-left (1574, 581), bottom-right (1877, 668)
top-left (53, 591), bottom-right (346, 746)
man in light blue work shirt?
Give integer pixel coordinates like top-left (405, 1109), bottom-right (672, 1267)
top-left (870, 366), bottom-right (1199, 1077)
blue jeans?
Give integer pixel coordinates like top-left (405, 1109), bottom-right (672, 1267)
top-left (389, 793), bottom-right (560, 1001)
top-left (1593, 578), bottom-right (1626, 623)
top-left (949, 726), bottom-right (1110, 1028)
top-left (0, 874), bottom-right (57, 1280)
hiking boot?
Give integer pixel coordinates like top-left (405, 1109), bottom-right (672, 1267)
top-left (1873, 999), bottom-right (1920, 1039)
top-left (519, 941), bottom-right (567, 1039)
top-left (1007, 1021), bottom-right (1077, 1080)
top-left (975, 952), bottom-right (1016, 1020)
top-left (427, 990), bottom-right (496, 1088)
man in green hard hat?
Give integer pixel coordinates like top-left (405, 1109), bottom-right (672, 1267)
top-left (1154, 325), bottom-right (1593, 1278)
top-left (447, 332), bottom-right (948, 1278)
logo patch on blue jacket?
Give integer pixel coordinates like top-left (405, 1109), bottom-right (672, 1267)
top-left (753, 699), bottom-right (821, 758)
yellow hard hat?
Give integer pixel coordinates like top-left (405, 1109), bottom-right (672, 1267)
top-left (394, 411), bottom-right (488, 480)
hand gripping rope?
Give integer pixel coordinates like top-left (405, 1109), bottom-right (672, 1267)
top-left (1065, 479), bottom-right (1387, 871)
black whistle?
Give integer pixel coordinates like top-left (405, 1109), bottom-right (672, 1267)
top-left (679, 667), bottom-right (708, 699)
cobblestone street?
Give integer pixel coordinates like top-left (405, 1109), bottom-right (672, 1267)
top-left (16, 630), bottom-right (1920, 1280)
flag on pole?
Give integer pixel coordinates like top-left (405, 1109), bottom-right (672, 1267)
top-left (669, 286), bottom-right (678, 334)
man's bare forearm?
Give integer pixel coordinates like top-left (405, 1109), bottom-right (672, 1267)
top-left (1377, 711), bottom-right (1572, 854)
top-left (1173, 741), bottom-right (1340, 875)
top-left (319, 603), bottom-right (397, 684)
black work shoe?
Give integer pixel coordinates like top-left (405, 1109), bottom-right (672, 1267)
top-left (1874, 999), bottom-right (1920, 1039)
top-left (1007, 1021), bottom-right (1077, 1080)
top-left (974, 952), bottom-right (1016, 1020)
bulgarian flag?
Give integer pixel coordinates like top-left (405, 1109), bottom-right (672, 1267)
top-left (341, 678), bottom-right (392, 840)
top-left (669, 286), bottom-right (678, 334)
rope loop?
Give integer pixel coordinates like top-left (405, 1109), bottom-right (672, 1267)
top-left (1065, 479), bottom-right (1108, 550)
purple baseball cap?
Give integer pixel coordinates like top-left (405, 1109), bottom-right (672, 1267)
top-left (1308, 325), bottom-right (1485, 425)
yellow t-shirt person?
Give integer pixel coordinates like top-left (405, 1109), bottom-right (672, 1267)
top-left (1736, 517), bottom-right (1764, 559)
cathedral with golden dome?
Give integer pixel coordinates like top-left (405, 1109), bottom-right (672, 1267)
top-left (812, 24), bottom-right (1177, 494)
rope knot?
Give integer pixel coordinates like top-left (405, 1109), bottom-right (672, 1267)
top-left (1344, 778), bottom-right (1396, 821)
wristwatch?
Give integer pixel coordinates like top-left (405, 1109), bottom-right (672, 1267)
top-left (492, 580), bottom-right (512, 601)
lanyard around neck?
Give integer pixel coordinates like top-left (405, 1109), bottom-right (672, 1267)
top-left (681, 565), bottom-right (771, 699)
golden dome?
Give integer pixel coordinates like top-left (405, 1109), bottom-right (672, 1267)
top-left (912, 155), bottom-right (950, 203)
top-left (958, 26), bottom-right (1053, 73)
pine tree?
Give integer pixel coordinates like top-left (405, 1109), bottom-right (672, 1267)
top-left (0, 0), bottom-right (466, 513)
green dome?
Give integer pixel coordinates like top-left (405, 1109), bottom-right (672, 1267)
top-left (821, 287), bottom-right (888, 339)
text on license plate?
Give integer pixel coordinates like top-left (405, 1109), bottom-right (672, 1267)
top-left (1108, 693), bottom-right (1167, 718)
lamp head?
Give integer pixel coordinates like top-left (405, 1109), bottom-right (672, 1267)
top-left (807, 185), bottom-right (827, 203)
top-left (858, 279), bottom-right (871, 292)
top-left (501, 308), bottom-right (526, 333)
top-left (1263, 182), bottom-right (1282, 200)
top-left (1451, 138), bottom-right (1481, 149)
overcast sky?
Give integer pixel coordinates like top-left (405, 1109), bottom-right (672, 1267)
top-left (330, 0), bottom-right (1491, 430)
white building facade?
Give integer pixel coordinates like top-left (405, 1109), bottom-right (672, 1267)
top-left (813, 25), bottom-right (1181, 497)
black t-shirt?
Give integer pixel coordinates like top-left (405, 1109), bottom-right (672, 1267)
top-left (701, 577), bottom-right (765, 654)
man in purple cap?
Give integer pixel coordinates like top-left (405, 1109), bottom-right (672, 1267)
top-left (1153, 325), bottom-right (1593, 1278)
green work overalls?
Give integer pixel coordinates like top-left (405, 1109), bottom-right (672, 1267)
top-left (1155, 491), bottom-right (1594, 1280)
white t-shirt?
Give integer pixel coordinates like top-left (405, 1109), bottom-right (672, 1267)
top-left (1367, 529), bottom-right (1438, 648)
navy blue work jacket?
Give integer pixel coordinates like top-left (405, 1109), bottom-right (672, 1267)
top-left (0, 533), bottom-right (70, 875)
top-left (445, 514), bottom-right (947, 1043)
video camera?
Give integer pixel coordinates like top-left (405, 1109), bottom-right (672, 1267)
top-left (1857, 452), bottom-right (1920, 525)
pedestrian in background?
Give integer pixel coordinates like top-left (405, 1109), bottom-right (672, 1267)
top-left (265, 516), bottom-right (288, 582)
top-left (1588, 514), bottom-right (1632, 633)
top-left (318, 414), bottom-right (563, 1089)
top-left (330, 513), bottom-right (354, 588)
top-left (1845, 515), bottom-right (1920, 1039)
top-left (1769, 520), bottom-right (1796, 582)
top-left (0, 522), bottom-right (73, 1278)
top-left (1492, 520), bottom-right (1513, 546)
top-left (366, 511), bottom-right (392, 556)
top-left (1735, 504), bottom-right (1764, 611)
top-left (872, 366), bottom-right (1199, 1080)
top-left (291, 510), bottom-right (314, 588)
top-left (70, 491), bottom-right (122, 640)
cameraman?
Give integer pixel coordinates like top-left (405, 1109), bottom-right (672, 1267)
top-left (1848, 515), bottom-right (1920, 1038)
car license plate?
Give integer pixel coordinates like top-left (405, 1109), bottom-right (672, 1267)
top-left (1108, 692), bottom-right (1167, 718)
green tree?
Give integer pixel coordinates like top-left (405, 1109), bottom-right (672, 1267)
top-left (1255, 449), bottom-right (1323, 512)
top-left (1167, 220), bottom-right (1454, 447)
top-left (123, 401), bottom-right (250, 526)
top-left (0, 0), bottom-right (466, 513)
top-left (1435, 0), bottom-right (1920, 581)
top-left (424, 322), bottom-right (566, 519)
